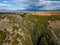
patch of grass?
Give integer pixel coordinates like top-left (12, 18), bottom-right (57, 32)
top-left (15, 33), bottom-right (23, 39)
top-left (5, 39), bottom-right (10, 43)
top-left (0, 31), bottom-right (6, 40)
top-left (12, 40), bottom-right (19, 45)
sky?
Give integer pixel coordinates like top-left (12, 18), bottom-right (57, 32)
top-left (0, 0), bottom-right (60, 11)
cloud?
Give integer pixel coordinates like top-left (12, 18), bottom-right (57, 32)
top-left (12, 0), bottom-right (29, 8)
top-left (13, 0), bottom-right (28, 3)
top-left (44, 1), bottom-right (60, 10)
top-left (0, 0), bottom-right (60, 11)
top-left (0, 3), bottom-right (12, 7)
top-left (4, 0), bottom-right (8, 3)
top-left (7, 0), bottom-right (60, 10)
top-left (38, 1), bottom-right (60, 10)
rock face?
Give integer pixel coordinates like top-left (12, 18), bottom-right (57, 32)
top-left (0, 15), bottom-right (33, 45)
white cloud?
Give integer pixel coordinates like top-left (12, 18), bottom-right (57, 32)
top-left (0, 0), bottom-right (60, 10)
top-left (44, 1), bottom-right (60, 10)
top-left (12, 0), bottom-right (29, 4)
top-left (38, 1), bottom-right (60, 10)
top-left (4, 0), bottom-right (8, 3)
top-left (44, 1), bottom-right (60, 5)
top-left (18, 8), bottom-right (26, 10)
top-left (11, 0), bottom-right (31, 10)
top-left (35, 0), bottom-right (45, 6)
top-left (0, 3), bottom-right (12, 7)
top-left (35, 0), bottom-right (60, 7)
top-left (12, 0), bottom-right (60, 10)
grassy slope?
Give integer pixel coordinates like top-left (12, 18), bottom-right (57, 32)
top-left (0, 12), bottom-right (60, 45)
top-left (21, 14), bottom-right (60, 45)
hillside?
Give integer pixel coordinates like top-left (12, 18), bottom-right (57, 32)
top-left (0, 12), bottom-right (60, 45)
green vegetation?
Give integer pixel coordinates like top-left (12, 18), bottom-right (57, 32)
top-left (0, 31), bottom-right (6, 40)
top-left (0, 12), bottom-right (60, 45)
top-left (21, 15), bottom-right (58, 45)
top-left (12, 40), bottom-right (19, 45)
